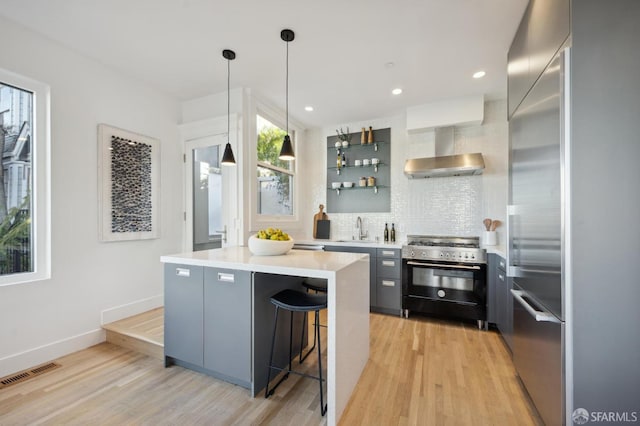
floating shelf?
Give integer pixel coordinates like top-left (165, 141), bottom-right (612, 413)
top-left (327, 185), bottom-right (387, 195)
top-left (329, 141), bottom-right (387, 153)
top-left (329, 162), bottom-right (384, 175)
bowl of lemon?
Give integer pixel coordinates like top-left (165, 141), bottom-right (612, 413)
top-left (248, 228), bottom-right (294, 256)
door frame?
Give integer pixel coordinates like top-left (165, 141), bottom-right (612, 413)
top-left (179, 114), bottom-right (242, 251)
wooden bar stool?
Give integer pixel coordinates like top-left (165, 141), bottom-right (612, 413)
top-left (264, 289), bottom-right (328, 416)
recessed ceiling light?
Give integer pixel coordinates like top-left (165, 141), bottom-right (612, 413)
top-left (392, 88), bottom-right (402, 95)
top-left (385, 62), bottom-right (395, 68)
top-left (304, 106), bottom-right (314, 112)
top-left (473, 71), bottom-right (486, 79)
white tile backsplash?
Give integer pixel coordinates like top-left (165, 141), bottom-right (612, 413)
top-left (302, 100), bottom-right (509, 245)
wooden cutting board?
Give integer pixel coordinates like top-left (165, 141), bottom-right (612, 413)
top-left (313, 204), bottom-right (329, 238)
top-left (316, 220), bottom-right (330, 239)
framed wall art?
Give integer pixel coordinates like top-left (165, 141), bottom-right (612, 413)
top-left (98, 124), bottom-right (160, 241)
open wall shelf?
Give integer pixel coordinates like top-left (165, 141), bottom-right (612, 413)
top-left (326, 128), bottom-right (391, 213)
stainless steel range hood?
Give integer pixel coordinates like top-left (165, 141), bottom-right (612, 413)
top-left (404, 127), bottom-right (485, 178)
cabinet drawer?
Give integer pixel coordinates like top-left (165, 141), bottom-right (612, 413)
top-left (376, 277), bottom-right (401, 310)
top-left (498, 256), bottom-right (506, 271)
top-left (377, 257), bottom-right (400, 279)
top-left (376, 248), bottom-right (400, 259)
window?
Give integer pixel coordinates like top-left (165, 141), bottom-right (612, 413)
top-left (0, 69), bottom-right (50, 286)
top-left (256, 114), bottom-right (294, 216)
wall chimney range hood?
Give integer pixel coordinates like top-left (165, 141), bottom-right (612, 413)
top-left (404, 127), bottom-right (485, 178)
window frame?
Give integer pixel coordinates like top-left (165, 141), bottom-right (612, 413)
top-left (252, 103), bottom-right (300, 227)
top-left (0, 68), bottom-right (51, 286)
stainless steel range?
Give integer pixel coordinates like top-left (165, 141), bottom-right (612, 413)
top-left (402, 235), bottom-right (487, 328)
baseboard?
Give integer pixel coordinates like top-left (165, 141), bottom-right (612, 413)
top-left (0, 328), bottom-right (105, 378)
top-left (101, 294), bottom-right (164, 325)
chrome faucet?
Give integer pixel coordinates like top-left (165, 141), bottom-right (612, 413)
top-left (356, 216), bottom-right (368, 240)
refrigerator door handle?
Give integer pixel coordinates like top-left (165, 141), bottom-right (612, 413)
top-left (511, 289), bottom-right (561, 323)
top-left (509, 266), bottom-right (562, 277)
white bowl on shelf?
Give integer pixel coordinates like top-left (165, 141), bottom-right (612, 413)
top-left (331, 182), bottom-right (341, 189)
top-left (248, 235), bottom-right (294, 256)
top-left (354, 159), bottom-right (362, 167)
top-left (362, 159), bottom-right (371, 166)
top-left (334, 141), bottom-right (341, 148)
top-left (343, 182), bottom-right (354, 188)
top-left (371, 158), bottom-right (380, 165)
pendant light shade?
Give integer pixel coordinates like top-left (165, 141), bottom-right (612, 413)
top-left (221, 142), bottom-right (235, 165)
top-left (279, 135), bottom-right (295, 160)
top-left (278, 29), bottom-right (295, 161)
top-left (221, 49), bottom-right (236, 166)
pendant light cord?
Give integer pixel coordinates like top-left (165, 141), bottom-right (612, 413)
top-left (285, 42), bottom-right (289, 135)
top-left (227, 57), bottom-right (230, 139)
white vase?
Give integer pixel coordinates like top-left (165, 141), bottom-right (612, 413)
top-left (483, 231), bottom-right (497, 246)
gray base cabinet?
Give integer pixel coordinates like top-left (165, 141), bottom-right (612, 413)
top-left (164, 264), bottom-right (251, 386)
top-left (376, 248), bottom-right (401, 312)
top-left (488, 254), bottom-right (513, 352)
top-left (325, 245), bottom-right (377, 307)
top-left (164, 263), bottom-right (204, 367)
top-left (325, 245), bottom-right (401, 314)
top-left (203, 268), bottom-right (251, 384)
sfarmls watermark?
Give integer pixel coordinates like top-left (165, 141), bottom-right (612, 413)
top-left (572, 408), bottom-right (638, 424)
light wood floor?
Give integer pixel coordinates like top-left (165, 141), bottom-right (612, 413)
top-left (103, 308), bottom-right (164, 360)
top-left (0, 312), bottom-right (541, 425)
top-left (102, 308), bottom-right (164, 346)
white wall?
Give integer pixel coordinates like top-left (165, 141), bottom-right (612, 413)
top-left (0, 16), bottom-right (183, 376)
top-left (301, 100), bottom-right (508, 246)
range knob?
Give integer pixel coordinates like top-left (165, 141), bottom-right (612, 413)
top-left (445, 253), bottom-right (450, 258)
top-left (410, 250), bottom-right (415, 257)
top-left (421, 252), bottom-right (427, 258)
top-left (440, 252), bottom-right (444, 258)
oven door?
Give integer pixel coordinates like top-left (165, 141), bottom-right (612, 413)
top-left (402, 260), bottom-right (487, 321)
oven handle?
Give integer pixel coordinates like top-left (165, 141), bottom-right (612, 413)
top-left (406, 261), bottom-right (481, 270)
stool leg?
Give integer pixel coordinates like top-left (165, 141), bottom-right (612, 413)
top-left (316, 310), bottom-right (327, 416)
top-left (299, 311), bottom-right (317, 364)
top-left (299, 310), bottom-right (306, 363)
top-left (265, 305), bottom-right (280, 398)
top-left (288, 311), bottom-right (293, 374)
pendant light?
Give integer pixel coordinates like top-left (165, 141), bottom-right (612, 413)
top-left (221, 49), bottom-right (237, 166)
top-left (278, 29), bottom-right (295, 161)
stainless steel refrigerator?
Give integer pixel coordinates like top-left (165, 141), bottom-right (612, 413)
top-left (509, 49), bottom-right (566, 426)
top-left (508, 1), bottom-right (640, 424)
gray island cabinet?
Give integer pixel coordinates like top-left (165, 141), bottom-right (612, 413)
top-left (161, 246), bottom-right (370, 426)
top-left (164, 264), bottom-right (252, 386)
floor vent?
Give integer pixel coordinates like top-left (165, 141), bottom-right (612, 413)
top-left (0, 362), bottom-right (61, 389)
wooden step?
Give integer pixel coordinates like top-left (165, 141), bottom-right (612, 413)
top-left (102, 308), bottom-right (164, 360)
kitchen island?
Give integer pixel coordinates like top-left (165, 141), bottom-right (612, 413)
top-left (160, 246), bottom-right (370, 425)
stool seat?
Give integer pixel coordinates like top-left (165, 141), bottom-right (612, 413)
top-left (302, 278), bottom-right (328, 293)
top-left (270, 289), bottom-right (327, 312)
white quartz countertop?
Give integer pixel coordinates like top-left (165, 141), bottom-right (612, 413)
top-left (160, 246), bottom-right (369, 279)
top-left (484, 244), bottom-right (507, 258)
top-left (294, 238), bottom-right (403, 250)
